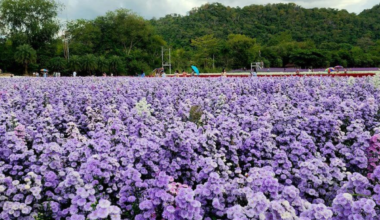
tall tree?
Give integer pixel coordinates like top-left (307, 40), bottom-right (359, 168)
top-left (68, 55), bottom-right (81, 72)
top-left (80, 54), bottom-right (97, 75)
top-left (14, 44), bottom-right (36, 75)
top-left (97, 56), bottom-right (109, 73)
top-left (48, 57), bottom-right (66, 72)
top-left (191, 34), bottom-right (220, 69)
top-left (108, 56), bottom-right (123, 75)
top-left (226, 34), bottom-right (259, 68)
top-left (107, 9), bottom-right (152, 56)
top-left (0, 0), bottom-right (61, 49)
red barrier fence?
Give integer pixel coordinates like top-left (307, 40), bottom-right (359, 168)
top-left (162, 73), bottom-right (376, 78)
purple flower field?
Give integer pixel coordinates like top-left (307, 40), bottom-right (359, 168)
top-left (1, 77), bottom-right (380, 220)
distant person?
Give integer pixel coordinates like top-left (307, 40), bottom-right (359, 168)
top-left (58, 72), bottom-right (61, 77)
top-left (43, 72), bottom-right (47, 78)
top-left (141, 70), bottom-right (145, 77)
top-left (221, 68), bottom-right (227, 77)
top-left (250, 68), bottom-right (257, 77)
top-left (175, 70), bottom-right (180, 77)
top-left (36, 72), bottom-right (39, 77)
top-left (296, 69), bottom-right (300, 75)
top-left (111, 73), bottom-right (114, 77)
top-left (162, 71), bottom-right (167, 77)
top-left (33, 72), bottom-right (36, 77)
top-left (344, 69), bottom-right (347, 74)
top-left (73, 71), bottom-right (77, 77)
top-left (328, 69), bottom-right (331, 75)
top-left (308, 68), bottom-right (311, 73)
top-left (182, 70), bottom-right (187, 77)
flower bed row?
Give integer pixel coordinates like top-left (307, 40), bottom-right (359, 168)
top-left (0, 77), bottom-right (380, 219)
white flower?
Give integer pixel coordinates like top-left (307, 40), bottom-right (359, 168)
top-left (134, 98), bottom-right (153, 116)
top-left (343, 193), bottom-right (353, 201)
top-left (372, 73), bottom-right (380, 88)
top-left (27, 172), bottom-right (36, 177)
top-left (347, 77), bottom-right (355, 86)
top-left (280, 212), bottom-right (293, 219)
top-left (12, 180), bottom-right (20, 186)
top-left (11, 203), bottom-right (20, 210)
top-left (0, 185), bottom-right (6, 192)
top-left (24, 185), bottom-right (31, 190)
top-left (98, 199), bottom-right (111, 208)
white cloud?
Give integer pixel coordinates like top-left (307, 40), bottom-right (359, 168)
top-left (57, 0), bottom-right (379, 20)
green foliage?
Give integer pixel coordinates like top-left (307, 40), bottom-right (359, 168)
top-left (108, 55), bottom-right (124, 75)
top-left (3, 1), bottom-right (380, 74)
top-left (14, 44), bottom-right (37, 75)
top-left (48, 57), bottom-right (66, 72)
top-left (290, 49), bottom-right (328, 68)
top-left (189, 105), bottom-right (203, 126)
top-left (0, 0), bottom-right (61, 49)
top-left (152, 3), bottom-right (380, 69)
top-left (80, 54), bottom-right (97, 75)
top-left (191, 34), bottom-right (220, 69)
top-left (97, 56), bottom-right (108, 73)
top-left (68, 55), bottom-right (82, 72)
top-left (227, 34), bottom-right (258, 68)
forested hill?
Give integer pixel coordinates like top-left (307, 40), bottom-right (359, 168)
top-left (151, 3), bottom-right (379, 48)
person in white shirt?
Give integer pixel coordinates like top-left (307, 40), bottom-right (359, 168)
top-left (73, 71), bottom-right (77, 77)
top-left (221, 69), bottom-right (227, 78)
top-left (162, 72), bottom-right (167, 77)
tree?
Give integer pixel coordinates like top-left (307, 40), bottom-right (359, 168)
top-left (226, 34), bottom-right (258, 68)
top-left (66, 19), bottom-right (102, 55)
top-left (80, 54), bottom-right (97, 75)
top-left (103, 9), bottom-right (153, 56)
top-left (191, 35), bottom-right (220, 69)
top-left (68, 55), bottom-right (81, 72)
top-left (290, 49), bottom-right (327, 68)
top-left (15, 44), bottom-right (37, 75)
top-left (48, 57), bottom-right (66, 72)
top-left (97, 56), bottom-right (108, 73)
top-left (0, 0), bottom-right (61, 49)
top-left (14, 44), bottom-right (36, 75)
top-left (108, 56), bottom-right (123, 75)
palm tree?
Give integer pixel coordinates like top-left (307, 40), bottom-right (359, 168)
top-left (48, 57), bottom-right (67, 72)
top-left (108, 55), bottom-right (123, 75)
top-left (68, 55), bottom-right (82, 72)
top-left (14, 44), bottom-right (37, 75)
top-left (97, 56), bottom-right (109, 74)
top-left (81, 54), bottom-right (97, 75)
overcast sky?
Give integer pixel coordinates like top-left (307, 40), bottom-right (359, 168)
top-left (57, 0), bottom-right (379, 20)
